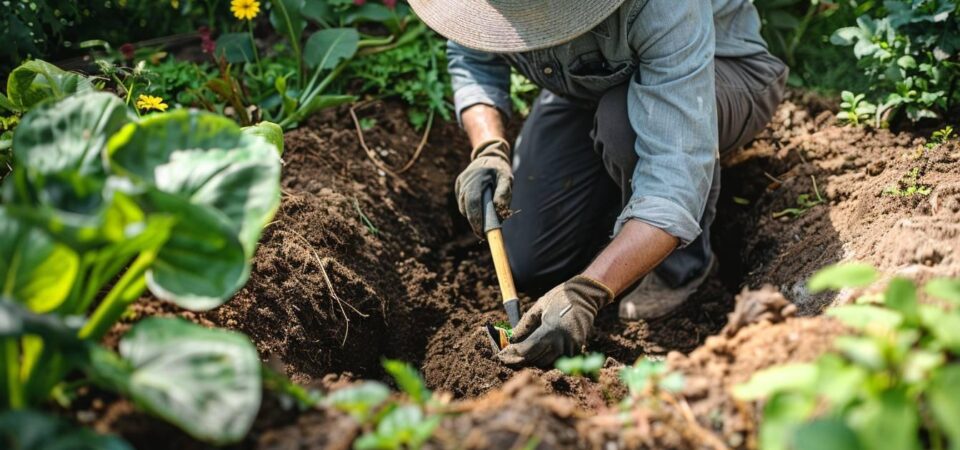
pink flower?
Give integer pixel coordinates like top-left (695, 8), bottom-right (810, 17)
top-left (383, 0), bottom-right (395, 8)
top-left (120, 43), bottom-right (135, 60)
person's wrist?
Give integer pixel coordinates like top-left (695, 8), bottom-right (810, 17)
top-left (569, 274), bottom-right (615, 308)
top-left (470, 138), bottom-right (511, 162)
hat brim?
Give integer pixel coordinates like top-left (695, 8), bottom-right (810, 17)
top-left (408, 0), bottom-right (628, 53)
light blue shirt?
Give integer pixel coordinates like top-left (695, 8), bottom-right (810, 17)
top-left (447, 0), bottom-right (767, 245)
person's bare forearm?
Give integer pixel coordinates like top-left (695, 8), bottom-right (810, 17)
top-left (582, 220), bottom-right (678, 295)
top-left (462, 104), bottom-right (507, 149)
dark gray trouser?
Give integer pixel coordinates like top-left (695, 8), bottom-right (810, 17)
top-left (503, 53), bottom-right (788, 296)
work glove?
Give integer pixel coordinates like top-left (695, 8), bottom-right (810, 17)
top-left (497, 275), bottom-right (614, 367)
top-left (454, 138), bottom-right (513, 236)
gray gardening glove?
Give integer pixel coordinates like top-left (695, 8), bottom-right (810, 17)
top-left (497, 275), bottom-right (614, 367)
top-left (454, 139), bottom-right (512, 236)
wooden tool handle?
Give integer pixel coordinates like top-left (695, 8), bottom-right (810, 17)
top-left (485, 228), bottom-right (518, 302)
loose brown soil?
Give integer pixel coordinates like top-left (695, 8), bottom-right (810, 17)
top-left (86, 92), bottom-right (960, 449)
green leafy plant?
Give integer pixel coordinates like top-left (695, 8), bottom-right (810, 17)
top-left (883, 167), bottom-right (932, 197)
top-left (324, 359), bottom-right (444, 450)
top-left (620, 359), bottom-right (686, 399)
top-left (0, 409), bottom-right (132, 449)
top-left (0, 90), bottom-right (283, 444)
top-left (555, 353), bottom-right (605, 380)
top-left (927, 125), bottom-right (955, 149)
top-left (735, 262), bottom-right (960, 450)
top-left (838, 90), bottom-right (878, 125)
top-left (773, 176), bottom-right (826, 219)
top-left (830, 1), bottom-right (960, 124)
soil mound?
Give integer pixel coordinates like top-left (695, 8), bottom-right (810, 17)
top-left (91, 93), bottom-right (960, 448)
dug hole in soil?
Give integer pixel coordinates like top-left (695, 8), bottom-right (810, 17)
top-left (92, 92), bottom-right (960, 449)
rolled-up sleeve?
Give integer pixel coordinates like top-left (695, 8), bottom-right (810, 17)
top-left (446, 41), bottom-right (512, 124)
top-left (614, 0), bottom-right (719, 246)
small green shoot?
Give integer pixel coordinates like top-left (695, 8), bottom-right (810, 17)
top-left (354, 198), bottom-right (380, 236)
top-left (555, 353), bottom-right (605, 380)
top-left (493, 320), bottom-right (514, 339)
top-left (926, 125), bottom-right (955, 149)
top-left (353, 405), bottom-right (441, 450)
top-left (383, 359), bottom-right (431, 405)
top-left (883, 167), bottom-right (932, 197)
top-left (359, 117), bottom-right (377, 131)
top-left (323, 381), bottom-right (392, 422)
top-left (733, 196), bottom-right (751, 206)
top-left (619, 359), bottom-right (685, 397)
top-left (773, 176), bottom-right (825, 219)
top-left (837, 91), bottom-right (876, 125)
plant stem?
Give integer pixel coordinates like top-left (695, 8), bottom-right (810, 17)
top-left (270, 0), bottom-right (303, 89)
top-left (2, 339), bottom-right (23, 409)
top-left (248, 21), bottom-right (264, 79)
top-left (78, 252), bottom-right (155, 341)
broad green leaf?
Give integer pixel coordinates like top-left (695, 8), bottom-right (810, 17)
top-left (286, 94), bottom-right (357, 126)
top-left (831, 27), bottom-right (868, 46)
top-left (383, 359), bottom-right (430, 404)
top-left (242, 121), bottom-right (284, 156)
top-left (355, 405), bottom-right (440, 450)
top-left (815, 354), bottom-right (867, 405)
top-left (733, 363), bottom-right (818, 400)
top-left (826, 304), bottom-right (902, 332)
top-left (852, 390), bottom-right (919, 450)
top-left (582, 352), bottom-right (605, 375)
top-left (140, 189), bottom-right (248, 310)
top-left (303, 28), bottom-right (360, 70)
top-left (919, 307), bottom-right (960, 353)
top-left (759, 392), bottom-right (817, 450)
top-left (6, 60), bottom-right (95, 111)
top-left (902, 349), bottom-right (943, 383)
top-left (215, 33), bottom-right (255, 64)
top-left (0, 209), bottom-right (78, 312)
top-left (835, 336), bottom-right (885, 370)
top-left (0, 409), bottom-right (132, 450)
top-left (301, 0), bottom-right (332, 25)
top-left (925, 278), bottom-right (960, 304)
top-left (928, 365), bottom-right (960, 450)
top-left (10, 91), bottom-right (132, 204)
top-left (118, 318), bottom-right (261, 445)
top-left (324, 381), bottom-right (391, 422)
top-left (808, 263), bottom-right (877, 292)
top-left (884, 278), bottom-right (918, 323)
top-left (107, 110), bottom-right (281, 258)
top-left (0, 298), bottom-right (85, 341)
top-left (792, 418), bottom-right (862, 450)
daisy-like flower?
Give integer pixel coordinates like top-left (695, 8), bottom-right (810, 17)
top-left (136, 94), bottom-right (169, 112)
top-left (231, 0), bottom-right (261, 20)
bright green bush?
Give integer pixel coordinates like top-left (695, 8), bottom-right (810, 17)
top-left (735, 263), bottom-right (960, 450)
top-left (831, 0), bottom-right (960, 124)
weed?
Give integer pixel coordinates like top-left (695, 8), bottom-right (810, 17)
top-left (927, 125), bottom-right (955, 149)
top-left (837, 90), bottom-right (877, 125)
top-left (883, 167), bottom-right (932, 197)
top-left (773, 175), bottom-right (825, 219)
top-left (354, 198), bottom-right (380, 236)
top-left (736, 263), bottom-right (960, 450)
top-left (555, 353), bottom-right (605, 380)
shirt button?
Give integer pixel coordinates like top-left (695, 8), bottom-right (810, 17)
top-left (542, 66), bottom-right (554, 76)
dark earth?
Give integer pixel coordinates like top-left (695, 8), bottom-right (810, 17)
top-left (83, 91), bottom-right (960, 449)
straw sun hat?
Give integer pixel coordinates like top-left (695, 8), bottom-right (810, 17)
top-left (407, 0), bottom-right (628, 53)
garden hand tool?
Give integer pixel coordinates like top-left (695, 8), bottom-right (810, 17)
top-left (480, 184), bottom-right (522, 352)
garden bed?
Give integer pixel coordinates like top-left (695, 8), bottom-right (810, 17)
top-left (88, 92), bottom-right (960, 449)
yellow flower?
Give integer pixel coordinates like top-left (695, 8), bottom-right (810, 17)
top-left (231, 0), bottom-right (260, 20)
top-left (136, 95), bottom-right (168, 112)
